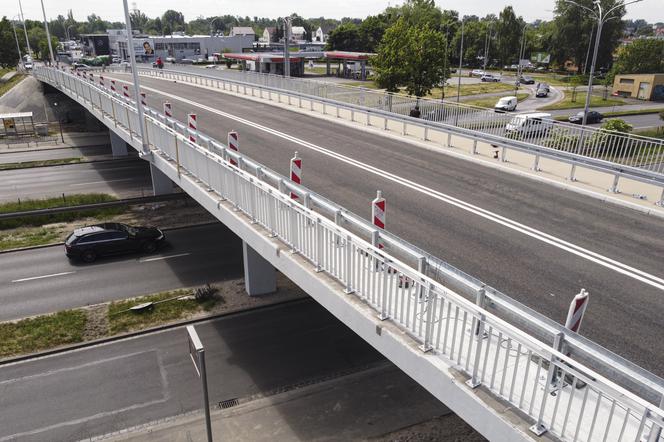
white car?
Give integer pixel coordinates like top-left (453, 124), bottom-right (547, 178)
top-left (481, 74), bottom-right (501, 82)
top-left (24, 62), bottom-right (33, 70)
top-left (494, 96), bottom-right (518, 112)
top-left (470, 69), bottom-right (485, 77)
top-left (505, 112), bottom-right (554, 137)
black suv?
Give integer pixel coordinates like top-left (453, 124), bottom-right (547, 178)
top-left (65, 223), bottom-right (165, 262)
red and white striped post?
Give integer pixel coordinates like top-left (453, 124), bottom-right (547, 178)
top-left (227, 131), bottom-right (239, 166)
top-left (140, 92), bottom-right (147, 108)
top-left (372, 190), bottom-right (386, 249)
top-left (163, 102), bottom-right (172, 118)
top-left (99, 75), bottom-right (105, 88)
top-left (187, 113), bottom-right (197, 143)
top-left (89, 73), bottom-right (93, 83)
top-left (290, 151), bottom-right (302, 200)
top-left (110, 79), bottom-right (116, 92)
top-left (123, 84), bottom-right (130, 99)
top-left (565, 289), bottom-right (589, 333)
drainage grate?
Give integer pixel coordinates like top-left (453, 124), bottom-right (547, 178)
top-left (218, 398), bottom-right (239, 409)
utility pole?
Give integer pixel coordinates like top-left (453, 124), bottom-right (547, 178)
top-left (515, 24), bottom-right (527, 96)
top-left (122, 0), bottom-right (149, 155)
top-left (456, 19), bottom-right (464, 104)
top-left (11, 18), bottom-right (23, 67)
top-left (283, 17), bottom-right (291, 77)
top-left (18, 0), bottom-right (31, 56)
top-left (482, 22), bottom-right (493, 73)
top-left (40, 0), bottom-right (56, 65)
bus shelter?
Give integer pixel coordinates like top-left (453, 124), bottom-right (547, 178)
top-left (0, 112), bottom-right (35, 138)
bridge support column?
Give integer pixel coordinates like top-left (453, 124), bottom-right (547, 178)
top-left (109, 131), bottom-right (128, 157)
top-left (242, 241), bottom-right (276, 296)
top-left (84, 109), bottom-right (103, 132)
top-left (150, 163), bottom-right (174, 195)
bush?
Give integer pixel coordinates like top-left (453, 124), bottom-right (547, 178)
top-left (194, 284), bottom-right (218, 302)
top-left (601, 118), bottom-right (633, 133)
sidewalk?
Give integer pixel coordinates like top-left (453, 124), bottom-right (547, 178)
top-left (99, 364), bottom-right (483, 442)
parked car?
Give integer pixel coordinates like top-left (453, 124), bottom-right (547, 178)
top-left (65, 223), bottom-right (165, 262)
top-left (470, 69), bottom-right (485, 77)
top-left (166, 56), bottom-right (176, 63)
top-left (519, 75), bottom-right (535, 84)
top-left (509, 64), bottom-right (519, 70)
top-left (494, 96), bottom-right (518, 112)
top-left (481, 74), bottom-right (501, 82)
top-left (535, 87), bottom-right (549, 97)
top-left (180, 58), bottom-right (194, 64)
top-left (112, 57), bottom-right (121, 63)
top-left (568, 111), bottom-right (603, 124)
top-left (505, 112), bottom-right (554, 138)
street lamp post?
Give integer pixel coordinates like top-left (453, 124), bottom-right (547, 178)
top-left (482, 22), bottom-right (493, 74)
top-left (18, 0), bottom-right (31, 56)
top-left (40, 0), bottom-right (56, 65)
top-left (561, 0), bottom-right (645, 126)
top-left (11, 17), bottom-right (23, 67)
top-left (209, 17), bottom-right (220, 36)
top-left (66, 24), bottom-right (76, 42)
top-left (456, 19), bottom-right (464, 104)
top-left (122, 0), bottom-right (149, 155)
top-left (515, 24), bottom-right (528, 96)
top-left (283, 17), bottom-right (291, 78)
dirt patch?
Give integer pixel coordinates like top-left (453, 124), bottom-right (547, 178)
top-left (369, 413), bottom-right (486, 442)
top-left (82, 304), bottom-right (110, 341)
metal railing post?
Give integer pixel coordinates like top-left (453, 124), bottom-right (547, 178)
top-left (419, 283), bottom-right (435, 352)
top-left (530, 332), bottom-right (564, 436)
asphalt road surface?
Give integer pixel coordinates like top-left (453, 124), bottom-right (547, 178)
top-left (0, 223), bottom-right (242, 321)
top-left (0, 299), bottom-right (442, 442)
top-left (93, 73), bottom-right (664, 376)
top-left (0, 157), bottom-right (152, 202)
top-left (0, 145), bottom-right (119, 164)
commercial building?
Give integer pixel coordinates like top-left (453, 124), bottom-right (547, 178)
top-left (80, 34), bottom-right (110, 57)
top-left (613, 73), bottom-right (664, 101)
top-left (116, 34), bottom-right (255, 62)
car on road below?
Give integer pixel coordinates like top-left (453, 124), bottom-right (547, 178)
top-left (481, 74), bottom-right (501, 82)
top-left (72, 62), bottom-right (92, 71)
top-left (536, 82), bottom-right (550, 93)
top-left (494, 96), bottom-right (518, 112)
top-left (505, 112), bottom-right (554, 138)
top-left (568, 110), bottom-right (603, 124)
top-left (470, 69), bottom-right (485, 77)
top-left (536, 87), bottom-right (549, 97)
top-left (65, 222), bottom-right (165, 262)
top-left (519, 75), bottom-right (535, 84)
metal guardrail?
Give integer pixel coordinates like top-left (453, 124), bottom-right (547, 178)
top-left (36, 66), bottom-right (664, 441)
top-left (123, 65), bottom-right (664, 181)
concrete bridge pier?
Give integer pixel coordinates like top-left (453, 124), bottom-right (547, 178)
top-left (150, 163), bottom-right (174, 195)
top-left (109, 131), bottom-right (128, 157)
top-left (242, 241), bottom-right (277, 296)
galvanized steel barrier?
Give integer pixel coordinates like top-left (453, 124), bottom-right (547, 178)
top-left (119, 65), bottom-right (664, 188)
top-left (36, 66), bottom-right (664, 441)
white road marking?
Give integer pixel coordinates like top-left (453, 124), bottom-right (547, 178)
top-left (69, 177), bottom-right (135, 186)
top-left (139, 252), bottom-right (191, 262)
top-left (112, 76), bottom-right (664, 292)
top-left (11, 271), bottom-right (75, 283)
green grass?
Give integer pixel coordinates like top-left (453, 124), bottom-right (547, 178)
top-left (0, 193), bottom-right (124, 230)
top-left (0, 157), bottom-right (82, 171)
top-left (0, 226), bottom-right (61, 251)
top-left (541, 92), bottom-right (626, 111)
top-left (305, 66), bottom-right (328, 75)
top-left (635, 128), bottom-right (664, 140)
top-left (440, 81), bottom-right (516, 98)
top-left (0, 310), bottom-right (87, 358)
top-left (0, 72), bottom-right (25, 97)
top-left (463, 93), bottom-right (530, 109)
top-left (108, 289), bottom-right (221, 334)
top-left (342, 81), bottom-right (380, 89)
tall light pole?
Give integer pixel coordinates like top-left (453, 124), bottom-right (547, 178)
top-left (11, 18), bottom-right (23, 67)
top-left (561, 0), bottom-right (645, 126)
top-left (482, 22), bottom-right (493, 73)
top-left (456, 19), bottom-right (464, 104)
top-left (66, 24), bottom-right (76, 41)
top-left (40, 0), bottom-right (56, 65)
top-left (515, 24), bottom-right (528, 96)
top-left (283, 17), bottom-right (291, 78)
top-left (209, 17), bottom-right (220, 36)
top-left (123, 0), bottom-right (149, 155)
top-left (583, 23), bottom-right (595, 76)
top-left (18, 0), bottom-right (31, 56)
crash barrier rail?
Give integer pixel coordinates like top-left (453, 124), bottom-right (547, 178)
top-left (112, 65), bottom-right (664, 186)
top-left (36, 66), bottom-right (664, 441)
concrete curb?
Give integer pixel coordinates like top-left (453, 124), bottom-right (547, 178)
top-left (0, 142), bottom-right (111, 155)
top-left (0, 297), bottom-right (309, 367)
top-left (0, 156), bottom-right (132, 171)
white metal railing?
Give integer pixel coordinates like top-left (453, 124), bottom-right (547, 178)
top-left (36, 66), bottom-right (664, 442)
top-left (124, 65), bottom-right (664, 179)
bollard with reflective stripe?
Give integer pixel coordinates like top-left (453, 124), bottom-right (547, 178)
top-left (227, 131), bottom-right (239, 166)
top-left (163, 102), bottom-right (172, 118)
top-left (140, 92), bottom-right (147, 108)
top-left (372, 190), bottom-right (385, 249)
top-left (188, 113), bottom-right (197, 143)
top-left (565, 289), bottom-right (589, 333)
top-left (99, 75), bottom-right (105, 88)
top-left (89, 73), bottom-right (93, 83)
top-left (290, 151), bottom-right (302, 200)
top-left (111, 79), bottom-right (116, 92)
top-left (123, 84), bottom-right (129, 99)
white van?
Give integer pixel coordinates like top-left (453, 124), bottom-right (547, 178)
top-left (505, 112), bottom-right (553, 138)
top-left (494, 96), bottom-right (518, 112)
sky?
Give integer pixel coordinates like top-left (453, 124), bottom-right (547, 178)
top-left (13, 0), bottom-right (664, 24)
